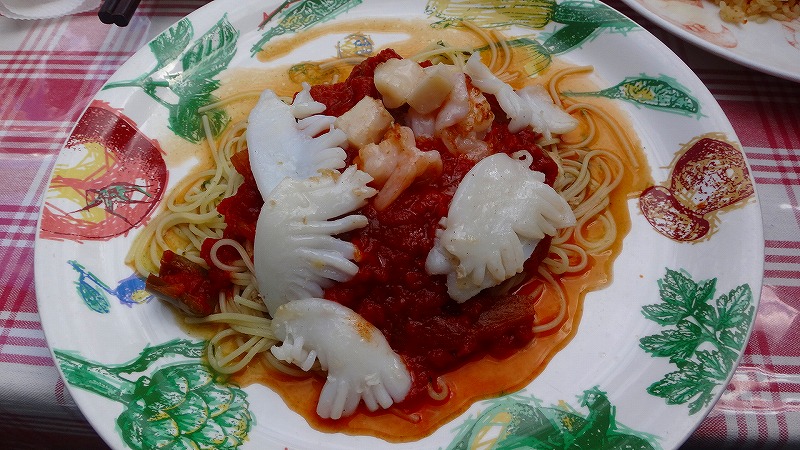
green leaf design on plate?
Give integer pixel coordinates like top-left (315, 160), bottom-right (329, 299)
top-left (251, 0), bottom-right (364, 56)
top-left (475, 37), bottom-right (552, 76)
top-left (552, 0), bottom-right (630, 25)
top-left (167, 91), bottom-right (229, 143)
top-left (427, 0), bottom-right (635, 75)
top-left (448, 388), bottom-right (660, 449)
top-left (54, 339), bottom-right (252, 450)
top-left (150, 18), bottom-right (193, 70)
top-left (104, 15), bottom-right (239, 143)
top-left (542, 22), bottom-right (600, 54)
top-left (564, 75), bottom-right (702, 116)
top-left (640, 269), bottom-right (754, 414)
top-left (179, 17), bottom-right (239, 84)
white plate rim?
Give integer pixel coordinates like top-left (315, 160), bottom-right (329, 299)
top-left (619, 0), bottom-right (800, 82)
top-left (33, 1), bottom-right (765, 449)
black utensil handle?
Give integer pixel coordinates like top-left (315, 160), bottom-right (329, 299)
top-left (112, 0), bottom-right (143, 26)
top-left (98, 0), bottom-right (121, 24)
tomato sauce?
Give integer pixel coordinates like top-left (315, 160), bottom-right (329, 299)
top-left (149, 150), bottom-right (264, 314)
top-left (325, 142), bottom-right (556, 406)
top-left (157, 49), bottom-right (563, 406)
top-left (146, 250), bottom-right (226, 317)
top-left (285, 51), bottom-right (560, 405)
top-left (156, 40), bottom-right (653, 442)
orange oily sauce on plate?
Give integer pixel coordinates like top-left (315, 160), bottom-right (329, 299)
top-left (204, 21), bottom-right (655, 442)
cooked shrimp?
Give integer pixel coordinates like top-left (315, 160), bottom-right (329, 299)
top-left (437, 75), bottom-right (495, 160)
top-left (357, 124), bottom-right (442, 210)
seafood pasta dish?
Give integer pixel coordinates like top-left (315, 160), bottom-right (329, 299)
top-left (127, 24), bottom-right (651, 440)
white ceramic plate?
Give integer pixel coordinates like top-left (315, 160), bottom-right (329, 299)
top-left (620, 0), bottom-right (800, 82)
top-left (35, 1), bottom-right (764, 449)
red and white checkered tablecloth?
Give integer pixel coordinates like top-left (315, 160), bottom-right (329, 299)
top-left (0, 1), bottom-right (798, 449)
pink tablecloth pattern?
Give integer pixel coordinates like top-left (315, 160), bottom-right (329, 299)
top-left (0, 1), bottom-right (798, 449)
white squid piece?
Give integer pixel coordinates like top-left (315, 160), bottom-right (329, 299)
top-left (254, 166), bottom-right (377, 316)
top-left (426, 151), bottom-right (576, 302)
top-left (271, 298), bottom-right (412, 419)
top-left (464, 53), bottom-right (578, 139)
top-left (246, 84), bottom-right (348, 197)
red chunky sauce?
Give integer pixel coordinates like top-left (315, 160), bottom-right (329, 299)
top-left (290, 52), bottom-right (553, 405)
top-left (146, 250), bottom-right (225, 317)
top-left (326, 135), bottom-right (556, 406)
top-left (309, 48), bottom-right (402, 117)
top-left (148, 150), bottom-right (264, 313)
top-left (152, 50), bottom-right (558, 413)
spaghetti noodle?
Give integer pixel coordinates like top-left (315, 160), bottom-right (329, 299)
top-left (127, 23), bottom-right (645, 427)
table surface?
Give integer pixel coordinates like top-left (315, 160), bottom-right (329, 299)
top-left (1, 1), bottom-right (798, 449)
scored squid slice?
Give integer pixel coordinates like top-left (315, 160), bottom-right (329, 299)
top-left (270, 298), bottom-right (412, 419)
top-left (463, 53), bottom-right (578, 139)
top-left (246, 84), bottom-right (348, 198)
top-left (426, 151), bottom-right (576, 302)
top-left (254, 166), bottom-right (376, 316)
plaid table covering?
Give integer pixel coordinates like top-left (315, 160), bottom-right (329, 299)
top-left (0, 1), bottom-right (797, 449)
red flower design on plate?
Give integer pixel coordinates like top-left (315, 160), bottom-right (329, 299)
top-left (41, 101), bottom-right (168, 241)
